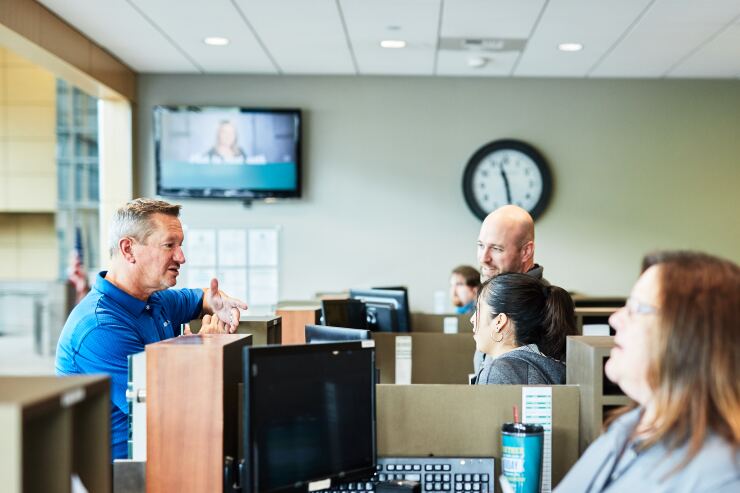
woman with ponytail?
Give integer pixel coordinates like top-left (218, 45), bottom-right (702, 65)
top-left (471, 273), bottom-right (576, 385)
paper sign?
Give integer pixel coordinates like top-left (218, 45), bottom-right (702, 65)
top-left (248, 268), bottom-right (279, 306)
top-left (186, 229), bottom-right (216, 266)
top-left (217, 268), bottom-right (248, 306)
top-left (522, 386), bottom-right (553, 492)
top-left (443, 316), bottom-right (459, 334)
top-left (248, 229), bottom-right (278, 266)
top-left (218, 229), bottom-right (247, 266)
top-left (395, 336), bottom-right (412, 384)
top-left (188, 267), bottom-right (217, 290)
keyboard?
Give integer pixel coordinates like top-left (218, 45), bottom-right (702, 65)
top-left (321, 456), bottom-right (495, 492)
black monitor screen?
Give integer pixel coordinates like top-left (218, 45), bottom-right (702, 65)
top-left (305, 324), bottom-right (372, 343)
top-left (242, 343), bottom-right (376, 492)
top-left (154, 106), bottom-right (301, 199)
top-left (350, 288), bottom-right (410, 332)
top-left (321, 299), bottom-right (368, 330)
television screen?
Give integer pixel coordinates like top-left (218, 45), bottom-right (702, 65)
top-left (154, 106), bottom-right (301, 199)
top-left (242, 342), bottom-right (376, 492)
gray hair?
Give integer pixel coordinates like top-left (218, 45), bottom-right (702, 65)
top-left (109, 198), bottom-right (181, 257)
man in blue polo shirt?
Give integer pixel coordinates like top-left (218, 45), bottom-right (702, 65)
top-left (55, 198), bottom-right (248, 460)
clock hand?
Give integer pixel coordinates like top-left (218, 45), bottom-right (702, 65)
top-left (499, 164), bottom-right (512, 203)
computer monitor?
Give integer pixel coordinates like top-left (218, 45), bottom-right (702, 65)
top-left (241, 343), bottom-right (376, 493)
top-left (305, 324), bottom-right (372, 343)
top-left (349, 288), bottom-right (411, 332)
top-left (321, 298), bottom-right (368, 330)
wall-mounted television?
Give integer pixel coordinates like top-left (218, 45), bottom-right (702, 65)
top-left (154, 106), bottom-right (301, 199)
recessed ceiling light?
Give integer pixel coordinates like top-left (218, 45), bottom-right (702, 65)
top-left (204, 37), bottom-right (229, 46)
top-left (558, 42), bottom-right (583, 52)
top-left (380, 40), bottom-right (406, 49)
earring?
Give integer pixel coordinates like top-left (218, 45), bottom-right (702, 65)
top-left (491, 330), bottom-right (504, 343)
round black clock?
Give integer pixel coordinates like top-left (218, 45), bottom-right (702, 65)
top-left (462, 139), bottom-right (553, 221)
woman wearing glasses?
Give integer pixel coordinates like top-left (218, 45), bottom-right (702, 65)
top-left (471, 273), bottom-right (576, 385)
top-left (556, 251), bottom-right (740, 491)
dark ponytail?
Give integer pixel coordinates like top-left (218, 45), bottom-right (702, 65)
top-left (541, 285), bottom-right (577, 361)
top-left (485, 273), bottom-right (576, 361)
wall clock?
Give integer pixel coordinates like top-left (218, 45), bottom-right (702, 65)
top-left (462, 139), bottom-right (552, 221)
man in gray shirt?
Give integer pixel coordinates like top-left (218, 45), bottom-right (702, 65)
top-left (473, 205), bottom-right (549, 373)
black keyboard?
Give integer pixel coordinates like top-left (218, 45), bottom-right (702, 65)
top-left (321, 457), bottom-right (495, 492)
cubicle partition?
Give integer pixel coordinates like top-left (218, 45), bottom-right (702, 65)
top-left (574, 307), bottom-right (618, 336)
top-left (275, 306), bottom-right (321, 344)
top-left (376, 384), bottom-right (580, 490)
top-left (0, 375), bottom-right (111, 493)
top-left (189, 315), bottom-right (282, 345)
top-left (566, 336), bottom-right (631, 453)
top-left (410, 312), bottom-right (473, 334)
top-left (146, 334), bottom-right (252, 493)
top-left (373, 332), bottom-right (475, 384)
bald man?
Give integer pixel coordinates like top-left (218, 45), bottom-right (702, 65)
top-left (472, 205), bottom-right (549, 374)
top-left (476, 205), bottom-right (547, 283)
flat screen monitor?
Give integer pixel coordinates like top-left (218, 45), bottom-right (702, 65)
top-left (349, 288), bottom-right (410, 332)
top-left (321, 299), bottom-right (368, 330)
top-left (242, 343), bottom-right (376, 493)
top-left (372, 286), bottom-right (412, 332)
top-left (154, 106), bottom-right (301, 199)
top-left (305, 324), bottom-right (372, 343)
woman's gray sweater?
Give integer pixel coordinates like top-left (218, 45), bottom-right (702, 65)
top-left (475, 345), bottom-right (565, 385)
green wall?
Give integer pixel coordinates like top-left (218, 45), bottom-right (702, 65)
top-left (137, 74), bottom-right (740, 310)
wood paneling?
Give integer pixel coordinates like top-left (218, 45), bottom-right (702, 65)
top-left (275, 307), bottom-right (321, 344)
top-left (146, 334), bottom-right (251, 493)
top-left (0, 0), bottom-right (136, 101)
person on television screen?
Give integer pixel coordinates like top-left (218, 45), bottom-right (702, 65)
top-left (449, 265), bottom-right (480, 315)
top-left (55, 198), bottom-right (248, 460)
top-left (201, 119), bottom-right (247, 164)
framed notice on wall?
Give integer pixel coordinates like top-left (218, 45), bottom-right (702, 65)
top-left (182, 227), bottom-right (279, 314)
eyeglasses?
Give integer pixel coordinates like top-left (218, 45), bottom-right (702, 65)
top-left (624, 297), bottom-right (658, 318)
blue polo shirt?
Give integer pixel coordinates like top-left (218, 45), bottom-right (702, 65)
top-left (56, 271), bottom-right (204, 459)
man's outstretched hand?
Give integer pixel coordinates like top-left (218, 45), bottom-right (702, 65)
top-left (204, 278), bottom-right (248, 333)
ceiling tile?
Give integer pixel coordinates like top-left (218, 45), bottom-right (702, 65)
top-left (234, 0), bottom-right (355, 74)
top-left (129, 0), bottom-right (277, 73)
top-left (667, 19), bottom-right (740, 78)
top-left (37, 0), bottom-right (197, 72)
top-left (441, 0), bottom-right (546, 39)
top-left (590, 0), bottom-right (740, 78)
top-left (514, 0), bottom-right (652, 77)
top-left (340, 0), bottom-right (440, 75)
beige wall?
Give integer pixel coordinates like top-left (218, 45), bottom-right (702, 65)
top-left (137, 75), bottom-right (740, 312)
top-left (0, 213), bottom-right (57, 280)
top-left (0, 47), bottom-right (57, 280)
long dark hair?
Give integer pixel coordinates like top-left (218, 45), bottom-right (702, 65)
top-left (481, 273), bottom-right (576, 360)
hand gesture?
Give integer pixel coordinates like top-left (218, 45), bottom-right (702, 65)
top-left (205, 278), bottom-right (248, 333)
top-left (199, 313), bottom-right (224, 334)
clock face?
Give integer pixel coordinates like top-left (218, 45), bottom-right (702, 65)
top-left (462, 139), bottom-right (552, 221)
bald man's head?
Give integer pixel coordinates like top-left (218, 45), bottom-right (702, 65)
top-left (476, 205), bottom-right (535, 279)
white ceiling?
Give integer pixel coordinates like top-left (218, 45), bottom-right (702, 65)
top-left (37, 0), bottom-right (740, 79)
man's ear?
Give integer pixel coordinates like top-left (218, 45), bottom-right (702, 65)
top-left (521, 240), bottom-right (534, 264)
top-left (119, 237), bottom-right (136, 264)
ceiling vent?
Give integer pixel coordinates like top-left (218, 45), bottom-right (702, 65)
top-left (439, 38), bottom-right (526, 52)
